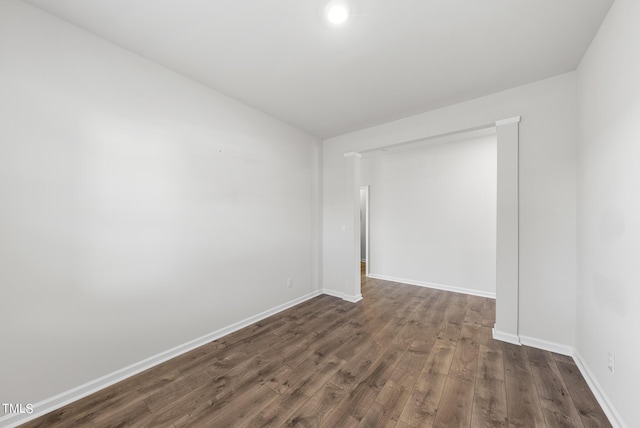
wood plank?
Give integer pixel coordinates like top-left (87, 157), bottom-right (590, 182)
top-left (556, 361), bottom-right (613, 428)
top-left (246, 354), bottom-right (347, 427)
top-left (357, 380), bottom-right (408, 428)
top-left (359, 345), bottom-right (406, 393)
top-left (320, 382), bottom-right (378, 427)
top-left (149, 345), bottom-right (295, 426)
top-left (419, 291), bottom-right (447, 326)
top-left (201, 385), bottom-right (278, 427)
top-left (397, 338), bottom-right (456, 427)
top-left (444, 293), bottom-right (467, 327)
top-left (284, 383), bottom-right (347, 427)
top-left (358, 340), bottom-right (431, 426)
top-left (330, 309), bottom-right (415, 392)
top-left (432, 376), bottom-right (474, 428)
top-left (136, 373), bottom-right (194, 416)
top-left (477, 325), bottom-right (501, 349)
top-left (526, 346), bottom-right (584, 427)
top-left (390, 340), bottom-right (432, 388)
top-left (75, 399), bottom-right (154, 427)
top-left (503, 343), bottom-right (546, 427)
top-left (463, 294), bottom-right (485, 327)
top-left (471, 344), bottom-right (508, 427)
top-left (438, 322), bottom-right (462, 343)
top-left (431, 323), bottom-right (480, 428)
top-left (481, 298), bottom-right (496, 327)
top-left (164, 304), bottom-right (358, 426)
top-left (448, 324), bottom-right (481, 383)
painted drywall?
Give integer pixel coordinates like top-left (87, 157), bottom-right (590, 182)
top-left (360, 135), bottom-right (497, 295)
top-left (359, 188), bottom-right (366, 261)
top-left (576, 0), bottom-right (640, 426)
top-left (323, 72), bottom-right (578, 348)
top-left (0, 0), bottom-right (321, 410)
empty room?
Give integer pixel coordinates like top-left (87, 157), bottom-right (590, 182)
top-left (1, 0), bottom-right (638, 427)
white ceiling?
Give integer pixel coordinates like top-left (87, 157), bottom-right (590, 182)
top-left (25, 0), bottom-right (613, 138)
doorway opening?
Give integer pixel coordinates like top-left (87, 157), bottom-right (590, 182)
top-left (359, 130), bottom-right (497, 297)
top-left (346, 116), bottom-right (520, 344)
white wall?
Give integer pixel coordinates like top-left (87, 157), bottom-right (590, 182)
top-left (0, 0), bottom-right (321, 410)
top-left (360, 135), bottom-right (497, 296)
top-left (359, 187), bottom-right (367, 261)
top-left (576, 0), bottom-right (640, 426)
top-left (323, 72), bottom-right (577, 348)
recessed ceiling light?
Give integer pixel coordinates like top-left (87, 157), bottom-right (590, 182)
top-left (326, 3), bottom-right (349, 25)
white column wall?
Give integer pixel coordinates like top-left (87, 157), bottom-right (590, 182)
top-left (494, 119), bottom-right (520, 342)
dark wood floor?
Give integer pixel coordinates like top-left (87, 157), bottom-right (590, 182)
top-left (22, 270), bottom-right (611, 427)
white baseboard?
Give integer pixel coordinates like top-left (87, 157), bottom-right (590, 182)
top-left (321, 288), bottom-right (344, 300)
top-left (322, 288), bottom-right (363, 303)
top-left (343, 293), bottom-right (363, 303)
top-left (519, 335), bottom-right (573, 356)
top-left (492, 330), bottom-right (574, 356)
top-left (573, 351), bottom-right (627, 428)
top-left (367, 273), bottom-right (496, 299)
top-left (492, 327), bottom-right (521, 345)
top-left (0, 290), bottom-right (323, 428)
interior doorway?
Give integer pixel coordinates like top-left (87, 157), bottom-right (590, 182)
top-left (360, 186), bottom-right (369, 277)
top-left (346, 116), bottom-right (521, 344)
top-left (359, 132), bottom-right (497, 297)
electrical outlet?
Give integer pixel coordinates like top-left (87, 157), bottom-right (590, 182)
top-left (607, 352), bottom-right (615, 373)
top-left (287, 278), bottom-right (293, 288)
